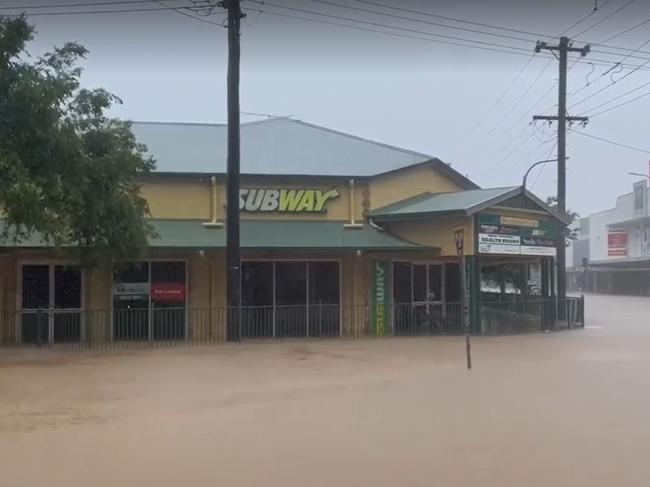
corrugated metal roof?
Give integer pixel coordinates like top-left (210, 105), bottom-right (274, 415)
top-left (130, 118), bottom-right (464, 179)
top-left (0, 220), bottom-right (428, 250)
top-left (370, 187), bottom-right (521, 219)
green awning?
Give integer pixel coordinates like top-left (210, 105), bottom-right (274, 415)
top-left (151, 220), bottom-right (426, 250)
top-left (0, 219), bottom-right (427, 251)
top-left (370, 186), bottom-right (571, 225)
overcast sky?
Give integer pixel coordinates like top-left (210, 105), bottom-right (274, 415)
top-left (5, 0), bottom-right (650, 215)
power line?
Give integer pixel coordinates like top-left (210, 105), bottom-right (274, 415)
top-left (570, 129), bottom-right (650, 153)
top-left (3, 3), bottom-right (221, 17)
top-left (0, 0), bottom-right (164, 9)
top-left (464, 54), bottom-right (537, 138)
top-left (587, 88), bottom-right (650, 117)
top-left (599, 18), bottom-right (650, 42)
top-left (480, 59), bottom-right (554, 141)
top-left (351, 0), bottom-right (552, 41)
top-left (242, 6), bottom-right (540, 57)
top-left (569, 58), bottom-right (650, 108)
top-left (559, 0), bottom-right (615, 36)
top-left (153, 0), bottom-right (223, 25)
top-left (572, 0), bottom-right (637, 38)
top-left (583, 79), bottom-right (650, 115)
top-left (302, 0), bottom-right (542, 46)
top-left (246, 0), bottom-right (539, 54)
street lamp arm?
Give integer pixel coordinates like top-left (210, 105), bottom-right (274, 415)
top-left (522, 158), bottom-right (562, 189)
top-left (628, 172), bottom-right (650, 180)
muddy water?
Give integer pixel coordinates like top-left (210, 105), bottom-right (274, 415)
top-left (1, 294), bottom-right (650, 486)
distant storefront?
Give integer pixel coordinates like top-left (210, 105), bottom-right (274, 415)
top-left (568, 179), bottom-right (650, 296)
top-left (0, 118), bottom-right (570, 345)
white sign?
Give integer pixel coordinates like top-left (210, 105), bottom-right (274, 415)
top-left (520, 245), bottom-right (557, 256)
top-left (478, 234), bottom-right (521, 254)
top-left (113, 282), bottom-right (149, 296)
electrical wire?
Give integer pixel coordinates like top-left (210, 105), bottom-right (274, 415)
top-left (599, 18), bottom-right (650, 42)
top-left (302, 0), bottom-right (542, 45)
top-left (153, 0), bottom-right (223, 25)
top-left (559, 0), bottom-right (615, 36)
top-left (464, 54), bottom-right (537, 138)
top-left (583, 79), bottom-right (650, 115)
top-left (569, 58), bottom-right (650, 108)
top-left (569, 129), bottom-right (650, 153)
top-left (587, 88), bottom-right (650, 117)
top-left (572, 0), bottom-right (637, 38)
top-left (2, 4), bottom-right (219, 17)
top-left (480, 59), bottom-right (554, 141)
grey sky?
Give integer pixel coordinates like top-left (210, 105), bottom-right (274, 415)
top-left (6, 0), bottom-right (650, 215)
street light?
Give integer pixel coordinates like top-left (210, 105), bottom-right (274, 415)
top-left (628, 172), bottom-right (650, 180)
top-left (522, 158), bottom-right (565, 189)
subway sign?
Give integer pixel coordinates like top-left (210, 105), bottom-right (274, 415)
top-left (239, 188), bottom-right (340, 213)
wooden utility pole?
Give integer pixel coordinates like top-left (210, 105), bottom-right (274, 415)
top-left (223, 0), bottom-right (244, 341)
top-left (533, 36), bottom-right (589, 306)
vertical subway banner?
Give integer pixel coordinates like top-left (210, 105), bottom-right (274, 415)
top-left (371, 260), bottom-right (391, 337)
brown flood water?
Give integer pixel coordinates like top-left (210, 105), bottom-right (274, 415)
top-left (1, 294), bottom-right (650, 486)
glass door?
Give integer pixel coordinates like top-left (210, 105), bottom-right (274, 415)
top-left (21, 265), bottom-right (50, 344)
top-left (21, 264), bottom-right (82, 344)
top-left (53, 266), bottom-right (82, 343)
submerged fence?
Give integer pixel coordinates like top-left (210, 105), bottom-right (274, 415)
top-left (0, 297), bottom-right (584, 348)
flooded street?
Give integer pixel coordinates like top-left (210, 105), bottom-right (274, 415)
top-left (1, 294), bottom-right (649, 486)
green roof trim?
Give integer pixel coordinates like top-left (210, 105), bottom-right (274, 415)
top-left (0, 219), bottom-right (428, 251)
top-left (370, 186), bottom-right (571, 225)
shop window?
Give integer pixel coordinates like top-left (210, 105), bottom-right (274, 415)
top-left (239, 260), bottom-right (341, 339)
top-left (429, 265), bottom-right (442, 302)
top-left (275, 262), bottom-right (307, 337)
top-left (241, 262), bottom-right (274, 338)
top-left (413, 265), bottom-right (427, 302)
top-left (308, 262), bottom-right (340, 337)
top-left (112, 261), bottom-right (186, 341)
top-left (393, 262), bottom-right (412, 304)
top-left (444, 263), bottom-right (461, 303)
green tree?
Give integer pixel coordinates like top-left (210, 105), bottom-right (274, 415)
top-left (0, 16), bottom-right (154, 265)
top-left (546, 196), bottom-right (579, 241)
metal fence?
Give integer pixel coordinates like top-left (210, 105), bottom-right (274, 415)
top-left (0, 297), bottom-right (584, 349)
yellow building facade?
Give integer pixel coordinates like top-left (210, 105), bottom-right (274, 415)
top-left (0, 119), bottom-right (570, 345)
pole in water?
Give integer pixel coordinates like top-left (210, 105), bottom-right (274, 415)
top-left (454, 228), bottom-right (472, 370)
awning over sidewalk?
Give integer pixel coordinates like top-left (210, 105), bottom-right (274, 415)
top-left (370, 186), bottom-right (571, 225)
top-left (0, 219), bottom-right (432, 251)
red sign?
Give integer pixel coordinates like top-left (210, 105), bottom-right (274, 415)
top-left (607, 230), bottom-right (628, 257)
top-left (151, 282), bottom-right (186, 302)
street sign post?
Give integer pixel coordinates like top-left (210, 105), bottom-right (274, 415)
top-left (454, 228), bottom-right (472, 370)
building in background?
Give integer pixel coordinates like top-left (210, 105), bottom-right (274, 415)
top-left (0, 118), bottom-right (571, 345)
top-left (568, 179), bottom-right (650, 295)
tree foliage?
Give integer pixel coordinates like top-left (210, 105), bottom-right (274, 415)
top-left (0, 16), bottom-right (155, 265)
top-left (546, 196), bottom-right (579, 241)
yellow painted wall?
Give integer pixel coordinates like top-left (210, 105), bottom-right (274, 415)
top-left (140, 179), bottom-right (212, 220)
top-left (369, 163), bottom-right (466, 211)
top-left (384, 216), bottom-right (474, 257)
top-left (140, 177), bottom-right (365, 222)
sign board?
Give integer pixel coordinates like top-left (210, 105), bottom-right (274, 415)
top-left (608, 229), bottom-right (628, 257)
top-left (151, 282), bottom-right (186, 302)
top-left (633, 180), bottom-right (648, 218)
top-left (370, 261), bottom-right (390, 337)
top-left (113, 282), bottom-right (149, 296)
top-left (478, 213), bottom-right (557, 256)
top-left (239, 188), bottom-right (340, 213)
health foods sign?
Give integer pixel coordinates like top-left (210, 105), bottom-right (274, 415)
top-left (478, 214), bottom-right (557, 257)
top-left (239, 188), bottom-right (340, 213)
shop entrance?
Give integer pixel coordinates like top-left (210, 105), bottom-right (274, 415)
top-left (20, 264), bottom-right (82, 344)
